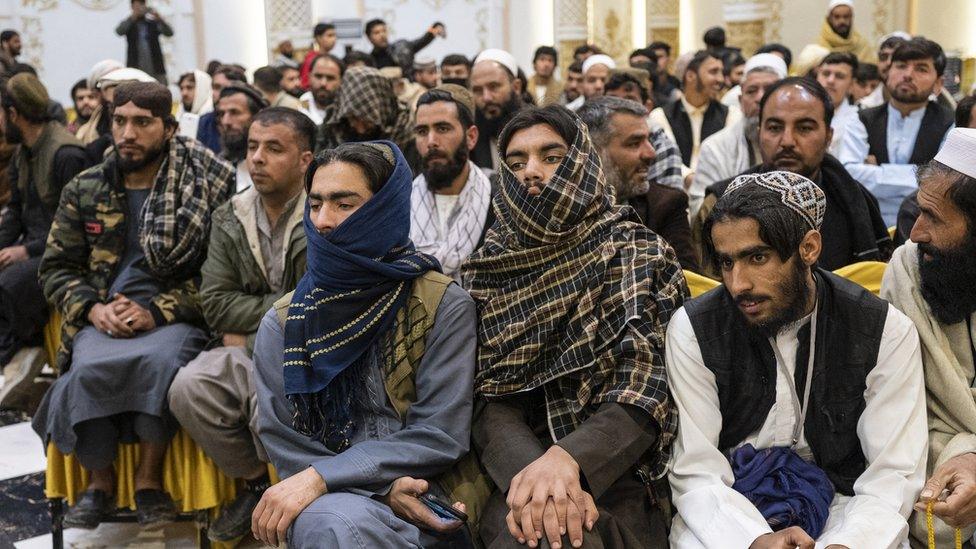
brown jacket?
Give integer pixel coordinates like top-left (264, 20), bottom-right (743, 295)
top-left (627, 183), bottom-right (699, 272)
top-left (527, 74), bottom-right (563, 106)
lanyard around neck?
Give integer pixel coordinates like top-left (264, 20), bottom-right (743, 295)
top-left (770, 309), bottom-right (818, 449)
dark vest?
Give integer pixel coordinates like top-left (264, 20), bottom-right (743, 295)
top-left (683, 270), bottom-right (888, 495)
top-left (663, 98), bottom-right (729, 166)
top-left (858, 101), bottom-right (953, 165)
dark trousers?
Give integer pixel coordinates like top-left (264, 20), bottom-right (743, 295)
top-left (0, 256), bottom-right (47, 364)
top-left (73, 412), bottom-right (177, 471)
top-left (479, 472), bottom-right (669, 549)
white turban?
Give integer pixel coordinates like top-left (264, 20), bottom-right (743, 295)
top-left (582, 54), bottom-right (616, 74)
top-left (474, 49), bottom-right (519, 77)
top-left (744, 53), bottom-right (788, 79)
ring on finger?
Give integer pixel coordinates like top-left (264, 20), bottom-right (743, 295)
top-left (107, 330), bottom-right (113, 337)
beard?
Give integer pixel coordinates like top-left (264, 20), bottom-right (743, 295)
top-left (476, 92), bottom-right (522, 139)
top-left (117, 140), bottom-right (168, 174)
top-left (830, 22), bottom-right (851, 38)
top-left (890, 83), bottom-right (932, 104)
top-left (339, 120), bottom-right (384, 142)
top-left (220, 130), bottom-right (247, 162)
top-left (745, 115), bottom-right (760, 146)
top-left (600, 152), bottom-right (649, 200)
top-left (312, 88), bottom-right (335, 108)
top-left (737, 256), bottom-right (813, 337)
top-left (422, 144), bottom-right (469, 191)
top-left (286, 87), bottom-right (304, 99)
top-left (3, 122), bottom-right (23, 144)
top-left (917, 239), bottom-right (976, 325)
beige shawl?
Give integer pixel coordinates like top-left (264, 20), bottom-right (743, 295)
top-left (881, 241), bottom-right (976, 546)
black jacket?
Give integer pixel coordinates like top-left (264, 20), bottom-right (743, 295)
top-left (663, 98), bottom-right (728, 166)
top-left (858, 101), bottom-right (953, 165)
top-left (116, 15), bottom-right (173, 78)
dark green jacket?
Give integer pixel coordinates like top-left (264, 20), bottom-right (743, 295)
top-left (40, 156), bottom-right (205, 372)
top-left (200, 187), bottom-right (306, 353)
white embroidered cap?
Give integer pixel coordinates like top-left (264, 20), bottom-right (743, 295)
top-left (474, 49), bottom-right (519, 77)
top-left (744, 53), bottom-right (788, 79)
top-left (934, 128), bottom-right (976, 181)
top-left (725, 171), bottom-right (827, 230)
top-left (582, 54), bottom-right (617, 74)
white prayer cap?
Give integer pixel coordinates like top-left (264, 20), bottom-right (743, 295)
top-left (934, 128), bottom-right (976, 181)
top-left (744, 53), bottom-right (787, 79)
top-left (879, 31), bottom-right (912, 47)
top-left (413, 55), bottom-right (436, 70)
top-left (98, 67), bottom-right (156, 89)
top-left (794, 44), bottom-right (831, 77)
top-left (88, 59), bottom-right (123, 90)
top-left (827, 0), bottom-right (854, 13)
top-left (474, 49), bottom-right (519, 77)
top-left (582, 54), bottom-right (616, 74)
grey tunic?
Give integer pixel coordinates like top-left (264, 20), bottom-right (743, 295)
top-left (252, 283), bottom-right (477, 548)
top-left (32, 188), bottom-right (208, 456)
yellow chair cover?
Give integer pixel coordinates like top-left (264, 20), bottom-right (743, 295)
top-left (42, 311), bottom-right (281, 548)
top-left (832, 261), bottom-right (887, 296)
top-left (685, 270), bottom-right (721, 298)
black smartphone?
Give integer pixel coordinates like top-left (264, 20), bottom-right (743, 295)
top-left (419, 493), bottom-right (468, 523)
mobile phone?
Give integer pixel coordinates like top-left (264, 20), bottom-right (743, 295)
top-left (419, 493), bottom-right (468, 523)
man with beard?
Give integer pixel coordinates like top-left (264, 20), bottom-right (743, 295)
top-left (318, 66), bottom-right (418, 172)
top-left (253, 66), bottom-right (304, 111)
top-left (0, 74), bottom-right (88, 410)
top-left (74, 59), bottom-right (123, 144)
top-left (412, 56), bottom-right (439, 90)
top-left (300, 54), bottom-right (343, 126)
top-left (695, 78), bottom-right (891, 273)
top-left (856, 32), bottom-right (910, 109)
top-left (440, 54), bottom-right (471, 87)
top-left (578, 95), bottom-right (699, 271)
top-left (364, 18), bottom-right (445, 70)
top-left (839, 37), bottom-right (954, 226)
top-left (565, 54), bottom-right (616, 111)
top-left (527, 46), bottom-right (562, 106)
top-left (216, 82), bottom-right (269, 192)
top-left (668, 170), bottom-right (926, 549)
top-left (32, 81), bottom-right (234, 529)
top-left (694, 53), bottom-right (786, 215)
top-left (175, 70), bottom-right (213, 138)
top-left (67, 79), bottom-right (99, 134)
top-left (816, 53), bottom-right (859, 156)
top-left (469, 49), bottom-right (525, 172)
top-left (817, 1), bottom-right (873, 62)
top-left (660, 50), bottom-right (731, 170)
top-left (882, 128), bottom-right (976, 546)
top-left (559, 61), bottom-right (584, 106)
top-left (410, 85), bottom-right (494, 279)
top-left (279, 65), bottom-right (302, 98)
top-left (167, 108), bottom-right (313, 543)
top-left (0, 30), bottom-right (21, 77)
top-left (464, 105), bottom-right (684, 548)
top-left (196, 65), bottom-right (247, 153)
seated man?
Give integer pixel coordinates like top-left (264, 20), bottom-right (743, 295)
top-left (668, 170), bottom-right (927, 548)
top-left (881, 128), bottom-right (976, 546)
top-left (462, 105), bottom-right (685, 548)
top-left (577, 95), bottom-right (699, 271)
top-left (694, 78), bottom-right (891, 273)
top-left (565, 54), bottom-right (615, 111)
top-left (32, 81), bottom-right (236, 529)
top-left (251, 141), bottom-right (479, 547)
top-left (410, 85), bottom-right (494, 280)
top-left (216, 82), bottom-right (269, 193)
top-left (167, 107), bottom-right (314, 542)
top-left (0, 73), bottom-right (88, 409)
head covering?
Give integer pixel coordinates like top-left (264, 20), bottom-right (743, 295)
top-left (794, 44), bottom-right (832, 77)
top-left (432, 83), bottom-right (475, 119)
top-left (88, 59), bottom-right (123, 90)
top-left (324, 66), bottom-right (414, 150)
top-left (5, 73), bottom-right (49, 120)
top-left (185, 69), bottom-right (213, 115)
top-left (474, 48), bottom-right (518, 77)
top-left (725, 171), bottom-right (827, 230)
top-left (582, 54), bottom-right (616, 74)
top-left (98, 67), bottom-right (156, 90)
top-left (284, 141), bottom-right (439, 448)
top-left (461, 113), bottom-right (684, 476)
top-left (827, 0), bottom-right (854, 13)
top-left (878, 30), bottom-right (912, 47)
top-left (934, 128), bottom-right (976, 180)
top-left (379, 66), bottom-right (404, 80)
top-left (413, 55), bottom-right (436, 71)
top-left (744, 53), bottom-right (788, 79)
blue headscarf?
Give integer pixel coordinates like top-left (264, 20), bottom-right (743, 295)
top-left (283, 141), bottom-right (440, 448)
top-left (730, 444), bottom-right (835, 538)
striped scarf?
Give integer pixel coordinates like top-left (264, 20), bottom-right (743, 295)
top-left (461, 116), bottom-right (686, 474)
top-left (283, 141), bottom-right (439, 448)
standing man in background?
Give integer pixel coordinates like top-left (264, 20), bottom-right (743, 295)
top-left (115, 0), bottom-right (173, 85)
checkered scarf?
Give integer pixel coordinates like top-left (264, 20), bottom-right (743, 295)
top-left (322, 66), bottom-right (414, 149)
top-left (140, 135), bottom-right (235, 279)
top-left (410, 162), bottom-right (492, 279)
top-left (647, 127), bottom-right (684, 189)
top-left (461, 116), bottom-right (686, 475)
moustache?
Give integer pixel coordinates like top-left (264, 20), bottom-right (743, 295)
top-left (775, 150), bottom-right (801, 162)
top-left (734, 293), bottom-right (769, 305)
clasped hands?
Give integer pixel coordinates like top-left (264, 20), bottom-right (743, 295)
top-left (505, 445), bottom-right (598, 549)
top-left (87, 293), bottom-right (155, 338)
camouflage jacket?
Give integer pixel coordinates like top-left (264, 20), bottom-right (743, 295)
top-left (39, 156), bottom-right (205, 372)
